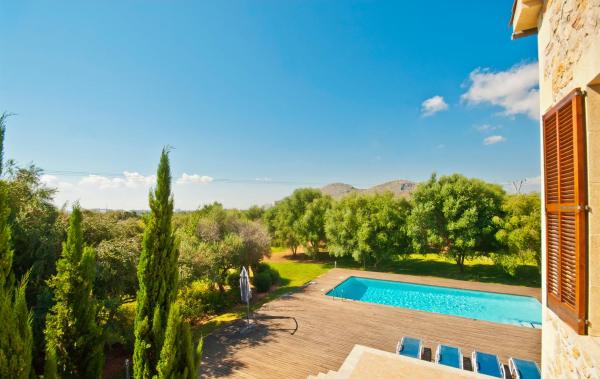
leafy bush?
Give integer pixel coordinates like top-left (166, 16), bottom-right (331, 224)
top-left (104, 303), bottom-right (136, 351)
top-left (253, 271), bottom-right (272, 293)
top-left (252, 263), bottom-right (279, 286)
top-left (254, 262), bottom-right (270, 274)
top-left (226, 269), bottom-right (240, 289)
top-left (268, 267), bottom-right (280, 285)
top-left (177, 281), bottom-right (226, 322)
top-left (491, 251), bottom-right (537, 277)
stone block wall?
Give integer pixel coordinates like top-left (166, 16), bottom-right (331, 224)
top-left (538, 0), bottom-right (600, 377)
top-left (543, 310), bottom-right (600, 378)
top-left (541, 0), bottom-right (600, 103)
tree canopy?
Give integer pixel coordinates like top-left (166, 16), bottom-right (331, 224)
top-left (408, 174), bottom-right (505, 271)
top-left (493, 193), bottom-right (541, 275)
top-left (178, 203), bottom-right (270, 292)
top-left (264, 188), bottom-right (329, 256)
top-left (0, 113), bottom-right (33, 379)
top-left (326, 193), bottom-right (412, 267)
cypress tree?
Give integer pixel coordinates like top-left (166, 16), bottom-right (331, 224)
top-left (0, 113), bottom-right (33, 378)
top-left (44, 205), bottom-right (104, 378)
top-left (155, 304), bottom-right (196, 379)
top-left (134, 149), bottom-right (179, 378)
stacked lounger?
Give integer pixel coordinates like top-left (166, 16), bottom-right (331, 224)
top-left (396, 336), bottom-right (423, 359)
top-left (435, 344), bottom-right (463, 369)
top-left (472, 351), bottom-right (504, 378)
top-left (395, 336), bottom-right (540, 379)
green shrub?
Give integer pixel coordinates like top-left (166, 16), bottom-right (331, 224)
top-left (177, 281), bottom-right (225, 322)
top-left (253, 263), bottom-right (279, 285)
top-left (253, 271), bottom-right (272, 293)
top-left (254, 262), bottom-right (270, 274)
top-left (105, 303), bottom-right (136, 351)
top-left (226, 269), bottom-right (241, 289)
top-left (268, 268), bottom-right (280, 285)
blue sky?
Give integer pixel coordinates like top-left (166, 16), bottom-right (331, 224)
top-left (0, 1), bottom-right (540, 210)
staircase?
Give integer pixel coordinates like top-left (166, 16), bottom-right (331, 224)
top-left (307, 345), bottom-right (489, 379)
top-left (307, 369), bottom-right (340, 379)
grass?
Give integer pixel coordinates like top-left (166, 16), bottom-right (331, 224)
top-left (262, 261), bottom-right (332, 302)
top-left (192, 260), bottom-right (332, 337)
top-left (330, 253), bottom-right (540, 287)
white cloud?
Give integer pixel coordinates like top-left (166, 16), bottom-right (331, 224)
top-left (421, 95), bottom-right (449, 116)
top-left (475, 124), bottom-right (501, 132)
top-left (462, 62), bottom-right (539, 120)
top-left (176, 173), bottom-right (214, 185)
top-left (79, 171), bottom-right (156, 190)
top-left (483, 135), bottom-right (506, 145)
top-left (40, 174), bottom-right (59, 185)
top-left (41, 174), bottom-right (75, 191)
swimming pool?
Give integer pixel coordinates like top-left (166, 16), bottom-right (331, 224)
top-left (326, 276), bottom-right (541, 328)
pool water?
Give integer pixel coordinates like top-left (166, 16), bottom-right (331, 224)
top-left (326, 276), bottom-right (542, 328)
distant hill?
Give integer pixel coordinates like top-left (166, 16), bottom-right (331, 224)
top-left (320, 180), bottom-right (416, 199)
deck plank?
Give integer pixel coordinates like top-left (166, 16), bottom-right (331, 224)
top-left (200, 268), bottom-right (541, 378)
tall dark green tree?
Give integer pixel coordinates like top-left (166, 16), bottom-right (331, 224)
top-left (155, 304), bottom-right (197, 379)
top-left (133, 149), bottom-right (180, 378)
top-left (0, 113), bottom-right (33, 378)
top-left (44, 205), bottom-right (103, 378)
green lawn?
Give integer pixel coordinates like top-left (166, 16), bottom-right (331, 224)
top-left (330, 253), bottom-right (540, 287)
top-left (193, 261), bottom-right (332, 337)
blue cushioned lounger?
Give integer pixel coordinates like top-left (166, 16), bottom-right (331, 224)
top-left (396, 336), bottom-right (422, 359)
top-left (509, 358), bottom-right (540, 379)
top-left (472, 351), bottom-right (504, 378)
top-left (435, 344), bottom-right (462, 369)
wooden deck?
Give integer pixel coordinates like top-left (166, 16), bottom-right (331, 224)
top-left (200, 269), bottom-right (541, 379)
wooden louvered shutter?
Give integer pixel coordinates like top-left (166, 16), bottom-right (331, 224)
top-left (543, 88), bottom-right (588, 335)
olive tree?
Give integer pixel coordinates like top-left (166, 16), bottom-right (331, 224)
top-left (264, 188), bottom-right (327, 256)
top-left (297, 195), bottom-right (332, 255)
top-left (178, 204), bottom-right (270, 292)
top-left (408, 174), bottom-right (504, 271)
top-left (325, 193), bottom-right (411, 267)
top-left (493, 193), bottom-right (541, 274)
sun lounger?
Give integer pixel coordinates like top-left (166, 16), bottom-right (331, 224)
top-left (509, 358), bottom-right (540, 379)
top-left (396, 336), bottom-right (423, 359)
top-left (472, 351), bottom-right (504, 378)
top-left (435, 344), bottom-right (463, 369)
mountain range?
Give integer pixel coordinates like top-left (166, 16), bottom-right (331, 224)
top-left (320, 180), bottom-right (416, 199)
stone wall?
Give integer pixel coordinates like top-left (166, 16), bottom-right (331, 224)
top-left (538, 0), bottom-right (600, 377)
top-left (543, 310), bottom-right (600, 378)
top-left (541, 0), bottom-right (600, 103)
